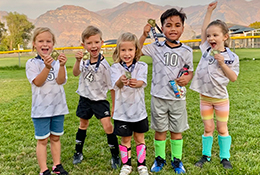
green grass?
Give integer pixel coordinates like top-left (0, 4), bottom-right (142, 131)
top-left (0, 49), bottom-right (260, 174)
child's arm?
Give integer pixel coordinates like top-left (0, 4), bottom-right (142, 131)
top-left (73, 51), bottom-right (83, 76)
top-left (129, 79), bottom-right (144, 88)
top-left (201, 2), bottom-right (217, 44)
top-left (176, 71), bottom-right (193, 87)
top-left (110, 89), bottom-right (115, 117)
top-left (56, 53), bottom-right (67, 85)
top-left (32, 55), bottom-right (53, 87)
top-left (139, 24), bottom-right (151, 49)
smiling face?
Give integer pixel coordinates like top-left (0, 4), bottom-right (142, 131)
top-left (119, 41), bottom-right (136, 66)
top-left (33, 31), bottom-right (54, 58)
top-left (161, 16), bottom-right (184, 46)
top-left (206, 25), bottom-right (228, 51)
top-left (82, 34), bottom-right (103, 59)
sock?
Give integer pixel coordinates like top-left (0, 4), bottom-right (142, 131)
top-left (136, 144), bottom-right (146, 166)
top-left (154, 139), bottom-right (166, 160)
top-left (75, 128), bottom-right (86, 153)
top-left (218, 135), bottom-right (231, 161)
top-left (107, 133), bottom-right (119, 157)
top-left (170, 139), bottom-right (183, 160)
top-left (202, 135), bottom-right (213, 161)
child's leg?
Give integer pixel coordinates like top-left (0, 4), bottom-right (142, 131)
top-left (75, 118), bottom-right (89, 153)
top-left (170, 132), bottom-right (183, 160)
top-left (120, 136), bottom-right (132, 166)
top-left (134, 132), bottom-right (146, 166)
top-left (50, 135), bottom-right (61, 166)
top-left (36, 138), bottom-right (49, 173)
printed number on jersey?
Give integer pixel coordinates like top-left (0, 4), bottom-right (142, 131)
top-left (84, 70), bottom-right (94, 82)
top-left (164, 52), bottom-right (178, 67)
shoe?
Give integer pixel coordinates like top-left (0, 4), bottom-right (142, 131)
top-left (171, 157), bottom-right (186, 174)
top-left (150, 156), bottom-right (166, 172)
top-left (119, 165), bottom-right (132, 175)
top-left (137, 165), bottom-right (149, 175)
top-left (40, 169), bottom-right (51, 175)
top-left (111, 156), bottom-right (121, 169)
top-left (73, 152), bottom-right (83, 164)
top-left (52, 164), bottom-right (68, 175)
top-left (221, 159), bottom-right (233, 169)
top-left (195, 155), bottom-right (211, 168)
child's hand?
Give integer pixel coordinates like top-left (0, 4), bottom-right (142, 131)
top-left (208, 1), bottom-right (217, 11)
top-left (143, 23), bottom-right (152, 38)
top-left (214, 53), bottom-right (225, 66)
top-left (129, 78), bottom-right (138, 88)
top-left (75, 51), bottom-right (83, 61)
top-left (43, 55), bottom-right (53, 69)
top-left (58, 53), bottom-right (67, 66)
top-left (120, 75), bottom-right (129, 86)
top-left (176, 75), bottom-right (189, 87)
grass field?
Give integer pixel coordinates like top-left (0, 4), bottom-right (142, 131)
top-left (0, 49), bottom-right (260, 175)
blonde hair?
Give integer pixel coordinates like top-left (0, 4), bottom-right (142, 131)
top-left (81, 26), bottom-right (102, 43)
top-left (112, 32), bottom-right (142, 63)
top-left (32, 27), bottom-right (56, 51)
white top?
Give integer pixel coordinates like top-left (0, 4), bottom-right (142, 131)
top-left (76, 57), bottom-right (112, 101)
top-left (26, 57), bottom-right (69, 118)
top-left (190, 41), bottom-right (239, 99)
top-left (111, 61), bottom-right (148, 122)
top-left (142, 41), bottom-right (193, 100)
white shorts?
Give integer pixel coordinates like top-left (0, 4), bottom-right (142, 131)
top-left (150, 96), bottom-right (189, 133)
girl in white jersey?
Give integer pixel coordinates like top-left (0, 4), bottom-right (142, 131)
top-left (190, 2), bottom-right (239, 169)
top-left (26, 27), bottom-right (69, 175)
top-left (111, 32), bottom-right (149, 175)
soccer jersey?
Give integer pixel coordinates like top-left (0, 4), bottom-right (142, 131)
top-left (111, 61), bottom-right (148, 122)
top-left (142, 41), bottom-right (193, 100)
top-left (76, 57), bottom-right (112, 101)
top-left (26, 56), bottom-right (69, 118)
top-left (190, 41), bottom-right (239, 99)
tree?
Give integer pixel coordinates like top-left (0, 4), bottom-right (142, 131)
top-left (4, 12), bottom-right (34, 50)
top-left (249, 21), bottom-right (260, 29)
top-left (0, 21), bottom-right (7, 51)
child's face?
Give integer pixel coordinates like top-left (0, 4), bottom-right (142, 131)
top-left (161, 16), bottom-right (184, 44)
top-left (33, 31), bottom-right (54, 58)
top-left (119, 41), bottom-right (136, 66)
top-left (206, 25), bottom-right (228, 51)
top-left (82, 34), bottom-right (103, 59)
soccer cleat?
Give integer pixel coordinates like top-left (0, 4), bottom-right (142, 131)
top-left (119, 165), bottom-right (132, 175)
top-left (137, 165), bottom-right (149, 175)
top-left (221, 159), bottom-right (233, 169)
top-left (150, 156), bottom-right (166, 172)
top-left (195, 155), bottom-right (211, 168)
top-left (171, 157), bottom-right (186, 174)
top-left (40, 169), bottom-right (51, 175)
top-left (52, 164), bottom-right (68, 175)
top-left (111, 156), bottom-right (121, 169)
top-left (73, 152), bottom-right (83, 164)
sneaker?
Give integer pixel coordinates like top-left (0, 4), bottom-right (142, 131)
top-left (52, 164), bottom-right (68, 175)
top-left (137, 165), bottom-right (149, 175)
top-left (195, 155), bottom-right (211, 168)
top-left (220, 159), bottom-right (233, 169)
top-left (111, 156), bottom-right (121, 169)
top-left (73, 152), bottom-right (83, 164)
top-left (150, 156), bottom-right (166, 172)
top-left (119, 165), bottom-right (132, 175)
top-left (171, 157), bottom-right (186, 174)
top-left (40, 169), bottom-right (51, 175)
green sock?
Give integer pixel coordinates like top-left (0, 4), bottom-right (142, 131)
top-left (218, 135), bottom-right (231, 161)
top-left (202, 135), bottom-right (213, 159)
top-left (170, 139), bottom-right (183, 160)
top-left (154, 139), bottom-right (166, 160)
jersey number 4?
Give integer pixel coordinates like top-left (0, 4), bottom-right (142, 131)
top-left (84, 71), bottom-right (94, 82)
top-left (164, 52), bottom-right (178, 67)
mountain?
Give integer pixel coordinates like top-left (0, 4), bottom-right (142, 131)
top-left (0, 0), bottom-right (259, 47)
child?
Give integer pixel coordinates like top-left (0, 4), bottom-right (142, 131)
top-left (190, 2), bottom-right (239, 169)
top-left (26, 27), bottom-right (69, 175)
top-left (111, 32), bottom-right (149, 175)
top-left (139, 8), bottom-right (194, 174)
top-left (72, 26), bottom-right (120, 169)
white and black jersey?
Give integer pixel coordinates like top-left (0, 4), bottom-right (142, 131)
top-left (26, 56), bottom-right (69, 118)
top-left (111, 61), bottom-right (148, 122)
top-left (142, 41), bottom-right (193, 100)
top-left (76, 57), bottom-right (112, 101)
top-left (190, 41), bottom-right (239, 99)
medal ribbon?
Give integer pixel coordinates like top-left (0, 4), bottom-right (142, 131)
top-left (84, 53), bottom-right (102, 72)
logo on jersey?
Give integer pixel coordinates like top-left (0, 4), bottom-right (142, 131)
top-left (208, 56), bottom-right (215, 65)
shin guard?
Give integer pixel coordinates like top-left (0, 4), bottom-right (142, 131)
top-left (119, 145), bottom-right (128, 164)
top-left (136, 144), bottom-right (146, 164)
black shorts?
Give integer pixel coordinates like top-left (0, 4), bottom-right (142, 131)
top-left (114, 117), bottom-right (149, 137)
top-left (76, 96), bottom-right (110, 120)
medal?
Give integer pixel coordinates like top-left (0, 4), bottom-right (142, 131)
top-left (83, 51), bottom-right (90, 61)
top-left (125, 71), bottom-right (131, 79)
top-left (148, 19), bottom-right (156, 27)
top-left (51, 50), bottom-right (59, 60)
top-left (210, 50), bottom-right (220, 56)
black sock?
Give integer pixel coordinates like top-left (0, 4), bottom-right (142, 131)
top-left (75, 128), bottom-right (86, 153)
top-left (107, 133), bottom-right (119, 157)
top-left (137, 159), bottom-right (146, 167)
top-left (126, 158), bottom-right (132, 166)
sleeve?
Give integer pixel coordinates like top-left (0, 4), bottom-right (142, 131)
top-left (103, 63), bottom-right (112, 90)
top-left (186, 49), bottom-right (194, 72)
top-left (199, 41), bottom-right (210, 54)
top-left (26, 59), bottom-right (39, 84)
top-left (110, 63), bottom-right (122, 90)
top-left (142, 43), bottom-right (154, 57)
top-left (231, 55), bottom-right (239, 76)
top-left (136, 62), bottom-right (148, 87)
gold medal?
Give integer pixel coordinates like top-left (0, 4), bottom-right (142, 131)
top-left (125, 71), bottom-right (131, 79)
top-left (51, 50), bottom-right (59, 60)
top-left (210, 50), bottom-right (220, 56)
top-left (83, 52), bottom-right (90, 61)
top-left (148, 19), bottom-right (156, 27)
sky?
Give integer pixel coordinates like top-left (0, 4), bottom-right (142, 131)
top-left (0, 0), bottom-right (214, 19)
